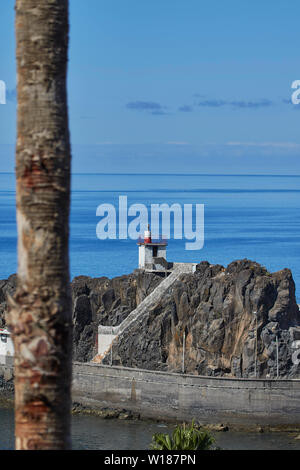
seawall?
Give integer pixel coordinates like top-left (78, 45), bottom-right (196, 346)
top-left (72, 362), bottom-right (300, 429)
top-left (2, 362), bottom-right (300, 429)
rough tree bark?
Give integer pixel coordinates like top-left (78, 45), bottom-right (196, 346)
top-left (7, 0), bottom-right (72, 450)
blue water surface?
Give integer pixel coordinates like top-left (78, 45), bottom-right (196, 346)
top-left (0, 173), bottom-right (299, 301)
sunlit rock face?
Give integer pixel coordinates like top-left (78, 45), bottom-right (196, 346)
top-left (105, 260), bottom-right (300, 379)
top-left (1, 260), bottom-right (299, 378)
top-left (0, 275), bottom-right (17, 329)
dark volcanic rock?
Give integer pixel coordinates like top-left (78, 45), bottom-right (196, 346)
top-left (0, 275), bottom-right (17, 328)
top-left (1, 260), bottom-right (300, 378)
top-left (0, 271), bottom-right (163, 363)
top-left (109, 260), bottom-right (300, 378)
top-left (71, 271), bottom-right (163, 361)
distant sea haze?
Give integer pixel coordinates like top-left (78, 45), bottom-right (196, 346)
top-left (0, 172), bottom-right (299, 301)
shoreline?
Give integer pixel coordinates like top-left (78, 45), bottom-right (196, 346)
top-left (1, 392), bottom-right (300, 435)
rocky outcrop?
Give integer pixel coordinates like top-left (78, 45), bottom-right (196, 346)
top-left (1, 260), bottom-right (300, 378)
top-left (0, 270), bottom-right (163, 363)
top-left (106, 260), bottom-right (300, 378)
top-left (71, 272), bottom-right (163, 362)
top-left (0, 275), bottom-right (17, 329)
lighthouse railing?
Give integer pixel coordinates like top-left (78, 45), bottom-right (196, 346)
top-left (137, 235), bottom-right (168, 245)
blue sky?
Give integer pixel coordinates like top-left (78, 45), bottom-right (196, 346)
top-left (0, 0), bottom-right (299, 173)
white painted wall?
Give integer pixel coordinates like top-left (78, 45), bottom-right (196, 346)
top-left (139, 244), bottom-right (167, 269)
top-left (98, 332), bottom-right (117, 357)
top-left (0, 330), bottom-right (14, 365)
top-left (138, 245), bottom-right (145, 268)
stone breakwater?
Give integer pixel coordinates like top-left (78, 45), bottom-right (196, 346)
top-left (71, 362), bottom-right (300, 429)
top-left (1, 362), bottom-right (300, 430)
top-left (1, 259), bottom-right (300, 378)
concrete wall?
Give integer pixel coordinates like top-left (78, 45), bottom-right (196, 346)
top-left (138, 244), bottom-right (167, 270)
top-left (2, 361), bottom-right (300, 428)
top-left (97, 331), bottom-right (117, 357)
top-left (139, 245), bottom-right (155, 269)
top-left (157, 246), bottom-right (166, 259)
top-left (72, 362), bottom-right (300, 428)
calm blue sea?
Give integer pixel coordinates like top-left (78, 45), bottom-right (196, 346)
top-left (0, 173), bottom-right (299, 301)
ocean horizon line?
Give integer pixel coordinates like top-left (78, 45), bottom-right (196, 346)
top-left (1, 189), bottom-right (300, 194)
top-left (0, 172), bottom-right (300, 177)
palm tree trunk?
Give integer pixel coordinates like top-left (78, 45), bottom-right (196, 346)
top-left (8, 0), bottom-right (72, 450)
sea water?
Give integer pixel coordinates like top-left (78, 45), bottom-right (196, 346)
top-left (0, 172), bottom-right (299, 301)
top-left (1, 172), bottom-right (300, 450)
top-left (0, 407), bottom-right (300, 450)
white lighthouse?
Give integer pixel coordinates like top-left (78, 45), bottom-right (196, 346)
top-left (138, 226), bottom-right (168, 271)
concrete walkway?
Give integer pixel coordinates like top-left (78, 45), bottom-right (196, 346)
top-left (93, 263), bottom-right (196, 362)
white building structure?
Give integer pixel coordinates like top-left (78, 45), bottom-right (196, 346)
top-left (137, 227), bottom-right (169, 271)
top-left (0, 328), bottom-right (14, 365)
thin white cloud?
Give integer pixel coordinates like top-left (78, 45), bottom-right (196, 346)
top-left (96, 141), bottom-right (114, 145)
top-left (226, 141), bottom-right (300, 149)
top-left (166, 141), bottom-right (190, 146)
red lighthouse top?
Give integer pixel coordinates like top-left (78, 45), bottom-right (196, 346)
top-left (137, 225), bottom-right (168, 246)
top-left (144, 224), bottom-right (151, 243)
